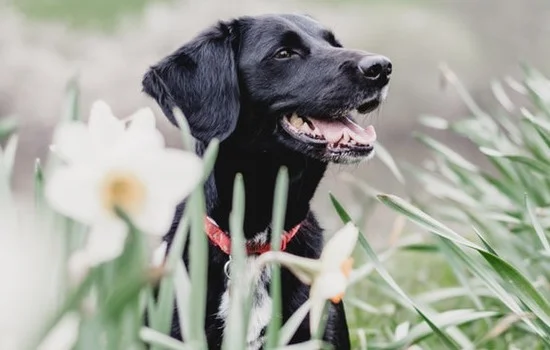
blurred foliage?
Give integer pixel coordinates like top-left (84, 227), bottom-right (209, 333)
top-left (13, 0), bottom-right (172, 30)
top-left (343, 66), bottom-right (550, 348)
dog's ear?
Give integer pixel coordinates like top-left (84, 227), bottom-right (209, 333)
top-left (142, 21), bottom-right (240, 143)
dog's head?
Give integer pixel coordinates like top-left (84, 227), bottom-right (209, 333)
top-left (143, 14), bottom-right (391, 163)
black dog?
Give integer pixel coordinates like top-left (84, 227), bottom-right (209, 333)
top-left (142, 13), bottom-right (391, 349)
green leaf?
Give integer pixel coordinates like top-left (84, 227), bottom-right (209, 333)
top-left (491, 80), bottom-right (515, 113)
top-left (102, 271), bottom-right (150, 320)
top-left (439, 64), bottom-right (492, 123)
top-left (376, 194), bottom-right (480, 250)
top-left (471, 226), bottom-right (498, 256)
top-left (173, 260), bottom-right (192, 341)
top-left (278, 300), bottom-right (312, 346)
top-left (436, 238), bottom-right (485, 310)
top-left (0, 116), bottom-right (17, 141)
top-left (34, 158), bottom-right (44, 210)
top-left (414, 133), bottom-right (478, 173)
top-left (266, 167), bottom-right (289, 348)
top-left (525, 194), bottom-right (550, 253)
top-left (173, 107), bottom-right (194, 152)
top-left (377, 193), bottom-right (550, 339)
top-left (61, 77), bottom-right (80, 122)
top-left (369, 309), bottom-right (498, 350)
top-left (187, 189), bottom-right (209, 347)
top-left (1, 134), bottom-right (18, 179)
top-left (222, 173), bottom-right (249, 350)
top-left (149, 214), bottom-right (190, 336)
top-left (479, 250), bottom-right (550, 329)
top-left (418, 115), bottom-right (449, 130)
top-left (30, 268), bottom-right (96, 349)
top-left (330, 194), bottom-right (461, 349)
top-left (140, 327), bottom-right (192, 350)
top-left (375, 142), bottom-right (405, 184)
top-left (200, 139), bottom-right (219, 183)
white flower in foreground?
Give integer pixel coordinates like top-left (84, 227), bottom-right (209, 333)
top-left (37, 312), bottom-right (80, 350)
top-left (46, 100), bottom-right (203, 267)
top-left (308, 222), bottom-right (357, 332)
top-left (256, 222), bottom-right (358, 334)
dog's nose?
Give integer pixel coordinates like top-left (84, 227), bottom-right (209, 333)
top-left (358, 55), bottom-right (392, 82)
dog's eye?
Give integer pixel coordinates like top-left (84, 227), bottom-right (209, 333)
top-left (274, 49), bottom-right (295, 59)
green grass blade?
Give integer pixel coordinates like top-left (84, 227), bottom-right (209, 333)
top-left (480, 147), bottom-right (550, 175)
top-left (378, 193), bottom-right (550, 339)
top-left (172, 108), bottom-right (194, 152)
top-left (330, 194), bottom-right (461, 350)
top-left (222, 173), bottom-right (248, 350)
top-left (150, 215), bottom-right (190, 335)
top-left (278, 300), bottom-right (312, 346)
top-left (414, 133), bottom-right (478, 172)
top-left (479, 250), bottom-right (550, 329)
top-left (140, 327), bottom-right (192, 350)
top-left (419, 115), bottom-right (449, 130)
top-left (471, 226), bottom-right (498, 256)
top-left (173, 260), bottom-right (192, 341)
top-left (62, 77), bottom-right (80, 122)
top-left (187, 189), bottom-right (208, 347)
top-left (200, 139), bottom-right (219, 183)
top-left (370, 310), bottom-right (498, 350)
top-left (525, 194), bottom-right (550, 253)
top-left (34, 158), bottom-right (45, 210)
top-left (436, 238), bottom-right (485, 310)
top-left (374, 142), bottom-right (405, 184)
top-left (376, 194), bottom-right (480, 250)
top-left (0, 116), bottom-right (17, 141)
top-left (266, 167), bottom-right (289, 348)
top-left (2, 134), bottom-right (18, 179)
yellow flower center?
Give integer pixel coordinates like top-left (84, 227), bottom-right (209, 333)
top-left (330, 257), bottom-right (354, 304)
top-left (100, 171), bottom-right (146, 215)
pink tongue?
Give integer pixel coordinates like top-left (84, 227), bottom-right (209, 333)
top-left (309, 117), bottom-right (376, 144)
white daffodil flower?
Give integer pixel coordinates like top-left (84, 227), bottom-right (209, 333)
top-left (45, 100), bottom-right (203, 267)
top-left (37, 312), bottom-right (80, 350)
top-left (308, 222), bottom-right (357, 333)
top-left (256, 222), bottom-right (359, 334)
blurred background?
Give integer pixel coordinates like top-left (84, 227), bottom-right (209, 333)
top-left (2, 0), bottom-right (550, 244)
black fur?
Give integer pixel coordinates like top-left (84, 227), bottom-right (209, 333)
top-left (143, 13), bottom-right (391, 349)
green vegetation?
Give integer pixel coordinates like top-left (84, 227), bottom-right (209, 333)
top-left (13, 0), bottom-right (169, 30)
top-left (343, 65), bottom-right (550, 348)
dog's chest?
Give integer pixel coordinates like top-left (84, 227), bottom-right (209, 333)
top-left (217, 256), bottom-right (273, 350)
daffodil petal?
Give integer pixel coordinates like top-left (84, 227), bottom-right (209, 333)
top-left (37, 312), bottom-right (80, 350)
top-left (132, 198), bottom-right (177, 236)
top-left (309, 280), bottom-right (329, 335)
top-left (320, 222), bottom-right (359, 269)
top-left (258, 251), bottom-right (320, 285)
top-left (308, 272), bottom-right (348, 335)
top-left (312, 271), bottom-right (348, 301)
top-left (51, 122), bottom-right (94, 164)
top-left (127, 108), bottom-right (156, 130)
top-left (45, 166), bottom-right (102, 224)
top-left (84, 219), bottom-right (128, 266)
top-left (88, 100), bottom-right (125, 150)
top-left (133, 148), bottom-right (203, 204)
top-left (111, 129), bottom-right (166, 160)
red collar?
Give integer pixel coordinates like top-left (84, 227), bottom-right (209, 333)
top-left (204, 216), bottom-right (301, 255)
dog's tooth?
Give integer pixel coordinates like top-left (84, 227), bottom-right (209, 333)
top-left (301, 122), bottom-right (314, 133)
top-left (290, 114), bottom-right (304, 128)
top-left (342, 130), bottom-right (351, 143)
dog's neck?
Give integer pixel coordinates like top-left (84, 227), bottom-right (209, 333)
top-left (201, 140), bottom-right (327, 240)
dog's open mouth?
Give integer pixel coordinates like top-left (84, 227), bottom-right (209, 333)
top-left (280, 113), bottom-right (376, 153)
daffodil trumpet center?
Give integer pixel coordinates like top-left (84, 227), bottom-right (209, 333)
top-left (329, 257), bottom-right (354, 304)
top-left (100, 171), bottom-right (146, 215)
